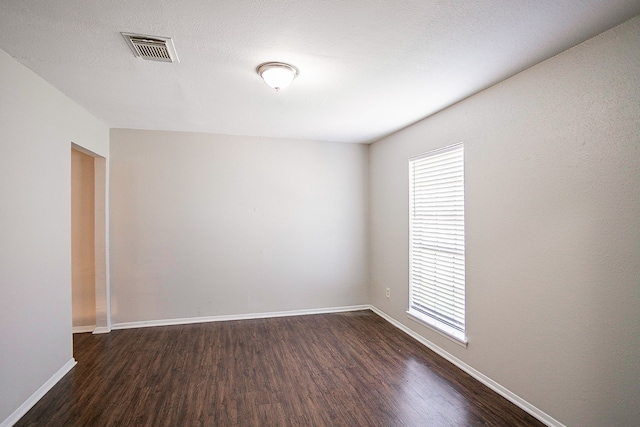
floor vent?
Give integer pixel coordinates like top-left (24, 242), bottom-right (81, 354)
top-left (121, 33), bottom-right (179, 63)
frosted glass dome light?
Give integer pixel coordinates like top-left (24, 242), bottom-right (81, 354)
top-left (257, 62), bottom-right (299, 91)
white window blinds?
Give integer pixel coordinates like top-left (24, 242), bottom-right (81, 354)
top-left (409, 144), bottom-right (465, 341)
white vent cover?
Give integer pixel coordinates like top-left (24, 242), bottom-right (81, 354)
top-left (121, 33), bottom-right (179, 63)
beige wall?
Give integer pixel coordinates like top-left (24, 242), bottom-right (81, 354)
top-left (369, 16), bottom-right (640, 427)
top-left (0, 48), bottom-right (109, 424)
top-left (71, 148), bottom-right (96, 329)
top-left (109, 129), bottom-right (369, 324)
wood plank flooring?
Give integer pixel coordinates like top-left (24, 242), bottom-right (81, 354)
top-left (16, 310), bottom-right (545, 426)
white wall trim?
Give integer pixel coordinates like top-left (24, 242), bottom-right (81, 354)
top-left (111, 305), bottom-right (371, 330)
top-left (72, 325), bottom-right (95, 334)
top-left (369, 305), bottom-right (566, 427)
top-left (0, 358), bottom-right (76, 427)
top-left (92, 326), bottom-right (111, 334)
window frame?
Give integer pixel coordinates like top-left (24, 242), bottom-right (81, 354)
top-left (407, 143), bottom-right (467, 346)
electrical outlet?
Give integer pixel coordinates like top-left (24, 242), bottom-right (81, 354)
top-left (385, 288), bottom-right (390, 299)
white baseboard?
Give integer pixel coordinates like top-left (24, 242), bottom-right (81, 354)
top-left (369, 306), bottom-right (565, 427)
top-left (111, 304), bottom-right (371, 330)
top-left (72, 325), bottom-right (95, 334)
top-left (0, 358), bottom-right (76, 427)
top-left (92, 326), bottom-right (111, 334)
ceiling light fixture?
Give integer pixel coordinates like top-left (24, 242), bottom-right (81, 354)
top-left (257, 62), bottom-right (299, 91)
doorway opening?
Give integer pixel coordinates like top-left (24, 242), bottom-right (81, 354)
top-left (71, 145), bottom-right (109, 334)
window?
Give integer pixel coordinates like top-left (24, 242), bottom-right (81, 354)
top-left (408, 143), bottom-right (466, 345)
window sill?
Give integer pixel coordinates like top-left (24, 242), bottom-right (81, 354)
top-left (407, 309), bottom-right (468, 348)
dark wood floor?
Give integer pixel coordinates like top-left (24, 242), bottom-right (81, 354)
top-left (16, 310), bottom-right (544, 426)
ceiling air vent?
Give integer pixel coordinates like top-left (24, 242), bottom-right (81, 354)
top-left (121, 33), bottom-right (179, 63)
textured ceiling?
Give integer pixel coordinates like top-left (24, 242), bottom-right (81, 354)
top-left (1, 1), bottom-right (639, 143)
